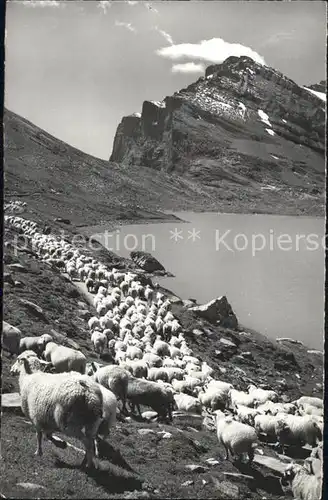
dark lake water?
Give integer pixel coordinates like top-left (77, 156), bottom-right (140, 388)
top-left (93, 212), bottom-right (325, 349)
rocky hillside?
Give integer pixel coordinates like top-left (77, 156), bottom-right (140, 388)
top-left (1, 209), bottom-right (323, 499)
top-left (306, 80), bottom-right (326, 94)
top-left (110, 56), bottom-right (325, 215)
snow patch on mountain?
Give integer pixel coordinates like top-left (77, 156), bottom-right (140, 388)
top-left (302, 87), bottom-right (326, 102)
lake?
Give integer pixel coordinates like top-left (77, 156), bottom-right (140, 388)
top-left (93, 212), bottom-right (325, 349)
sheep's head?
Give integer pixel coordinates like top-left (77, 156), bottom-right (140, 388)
top-left (11, 354), bottom-right (52, 375)
top-left (281, 463), bottom-right (303, 486)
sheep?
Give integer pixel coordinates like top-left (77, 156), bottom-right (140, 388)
top-left (230, 389), bottom-right (258, 409)
top-left (19, 334), bottom-right (53, 356)
top-left (152, 338), bottom-right (170, 357)
top-left (93, 383), bottom-right (117, 456)
top-left (3, 321), bottom-right (22, 356)
top-left (215, 411), bottom-right (258, 463)
top-left (299, 403), bottom-right (323, 418)
top-left (93, 365), bottom-right (130, 414)
top-left (281, 463), bottom-right (322, 500)
top-left (115, 349), bottom-right (127, 364)
top-left (162, 357), bottom-right (177, 368)
top-left (276, 414), bottom-right (322, 448)
top-left (254, 414), bottom-right (288, 443)
top-left (10, 353), bottom-right (103, 468)
top-left (144, 285), bottom-right (153, 304)
top-left (143, 353), bottom-right (162, 368)
top-left (256, 401), bottom-right (297, 416)
top-left (174, 393), bottom-right (202, 414)
top-left (248, 384), bottom-right (278, 404)
top-left (88, 316), bottom-right (101, 331)
top-left (43, 342), bottom-right (86, 374)
top-left (91, 331), bottom-right (107, 357)
top-left (304, 444), bottom-right (322, 480)
top-left (198, 387), bottom-right (229, 412)
top-left (126, 345), bottom-right (143, 361)
top-left (165, 367), bottom-right (184, 383)
top-left (125, 360), bottom-right (148, 379)
top-left (294, 396), bottom-right (323, 410)
top-left (162, 323), bottom-right (172, 341)
top-left (201, 361), bottom-right (214, 377)
top-left (126, 377), bottom-right (174, 422)
top-left (235, 405), bottom-right (259, 427)
top-left (147, 367), bottom-right (169, 383)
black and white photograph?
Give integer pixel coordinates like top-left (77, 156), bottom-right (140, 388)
top-left (2, 1), bottom-right (326, 499)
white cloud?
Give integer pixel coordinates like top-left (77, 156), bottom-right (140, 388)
top-left (127, 1), bottom-right (139, 5)
top-left (154, 26), bottom-right (174, 45)
top-left (144, 2), bottom-right (159, 14)
top-left (115, 21), bottom-right (137, 33)
top-left (98, 1), bottom-right (112, 14)
top-left (156, 38), bottom-right (266, 66)
top-left (22, 0), bottom-right (63, 7)
top-left (172, 62), bottom-right (205, 74)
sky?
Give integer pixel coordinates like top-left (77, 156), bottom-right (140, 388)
top-left (5, 0), bottom-right (327, 160)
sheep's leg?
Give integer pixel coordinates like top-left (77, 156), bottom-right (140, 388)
top-left (137, 404), bottom-right (143, 418)
top-left (248, 447), bottom-right (254, 464)
top-left (34, 430), bottom-right (43, 456)
top-left (222, 443), bottom-right (229, 460)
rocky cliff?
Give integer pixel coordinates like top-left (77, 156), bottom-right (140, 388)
top-left (110, 56), bottom-right (325, 200)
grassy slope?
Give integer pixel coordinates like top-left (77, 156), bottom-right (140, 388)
top-left (1, 222), bottom-right (323, 499)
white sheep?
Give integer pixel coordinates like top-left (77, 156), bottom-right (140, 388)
top-left (198, 386), bottom-right (229, 412)
top-left (248, 384), bottom-right (278, 404)
top-left (230, 389), bottom-right (258, 409)
top-left (235, 405), bottom-right (259, 427)
top-left (143, 352), bottom-right (162, 368)
top-left (93, 365), bottom-right (130, 414)
top-left (43, 342), bottom-right (86, 374)
top-left (299, 403), bottom-right (323, 418)
top-left (281, 463), bottom-right (322, 500)
top-left (93, 384), bottom-right (117, 456)
top-left (152, 338), bottom-right (170, 357)
top-left (277, 414), bottom-right (322, 448)
top-left (165, 367), bottom-right (184, 383)
top-left (88, 316), bottom-right (101, 331)
top-left (254, 414), bottom-right (288, 442)
top-left (215, 411), bottom-right (258, 463)
top-left (294, 396), bottom-right (323, 410)
top-left (147, 367), bottom-right (169, 383)
top-left (19, 334), bottom-right (53, 356)
top-left (126, 345), bottom-right (143, 361)
top-left (174, 393), bottom-right (202, 414)
top-left (125, 360), bottom-right (148, 379)
top-left (10, 353), bottom-right (103, 468)
top-left (91, 331), bottom-right (107, 357)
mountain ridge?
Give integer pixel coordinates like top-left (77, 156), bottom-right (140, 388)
top-left (110, 56), bottom-right (325, 215)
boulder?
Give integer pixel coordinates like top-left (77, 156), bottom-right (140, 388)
top-left (18, 298), bottom-right (47, 321)
top-left (190, 296), bottom-right (238, 329)
top-left (54, 217), bottom-right (71, 224)
top-left (185, 464), bottom-right (209, 473)
top-left (138, 429), bottom-right (156, 436)
top-left (130, 251), bottom-right (166, 273)
top-left (7, 263), bottom-right (29, 273)
top-left (1, 393), bottom-right (22, 415)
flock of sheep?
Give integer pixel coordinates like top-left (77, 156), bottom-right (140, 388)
top-left (4, 213), bottom-right (324, 499)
